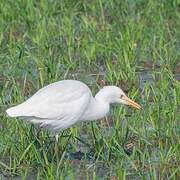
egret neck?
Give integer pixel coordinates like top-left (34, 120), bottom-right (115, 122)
top-left (81, 90), bottom-right (111, 121)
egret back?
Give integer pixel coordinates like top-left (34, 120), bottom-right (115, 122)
top-left (6, 80), bottom-right (92, 131)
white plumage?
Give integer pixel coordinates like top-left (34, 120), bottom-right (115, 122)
top-left (6, 80), bottom-right (141, 132)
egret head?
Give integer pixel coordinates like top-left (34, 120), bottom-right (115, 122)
top-left (95, 86), bottom-right (141, 109)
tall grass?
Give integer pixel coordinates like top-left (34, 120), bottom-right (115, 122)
top-left (0, 0), bottom-right (179, 179)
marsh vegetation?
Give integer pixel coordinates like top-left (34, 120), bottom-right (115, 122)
top-left (0, 0), bottom-right (179, 179)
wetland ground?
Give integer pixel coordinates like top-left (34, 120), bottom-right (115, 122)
top-left (0, 0), bottom-right (179, 179)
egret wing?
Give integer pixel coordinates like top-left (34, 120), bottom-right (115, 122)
top-left (7, 80), bottom-right (91, 120)
top-left (27, 90), bottom-right (91, 131)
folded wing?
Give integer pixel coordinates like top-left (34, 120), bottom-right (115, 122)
top-left (6, 80), bottom-right (92, 130)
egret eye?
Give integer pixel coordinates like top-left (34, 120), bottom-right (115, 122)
top-left (120, 94), bottom-right (124, 99)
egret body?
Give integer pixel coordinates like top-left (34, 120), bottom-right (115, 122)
top-left (6, 80), bottom-right (141, 132)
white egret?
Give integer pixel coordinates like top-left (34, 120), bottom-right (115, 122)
top-left (6, 80), bottom-right (141, 133)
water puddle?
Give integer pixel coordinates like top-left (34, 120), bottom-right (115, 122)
top-left (138, 70), bottom-right (154, 89)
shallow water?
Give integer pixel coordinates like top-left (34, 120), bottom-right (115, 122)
top-left (138, 71), bottom-right (154, 90)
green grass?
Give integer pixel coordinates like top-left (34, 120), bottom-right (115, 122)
top-left (0, 0), bottom-right (179, 179)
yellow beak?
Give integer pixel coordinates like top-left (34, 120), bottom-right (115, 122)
top-left (122, 96), bottom-right (141, 109)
